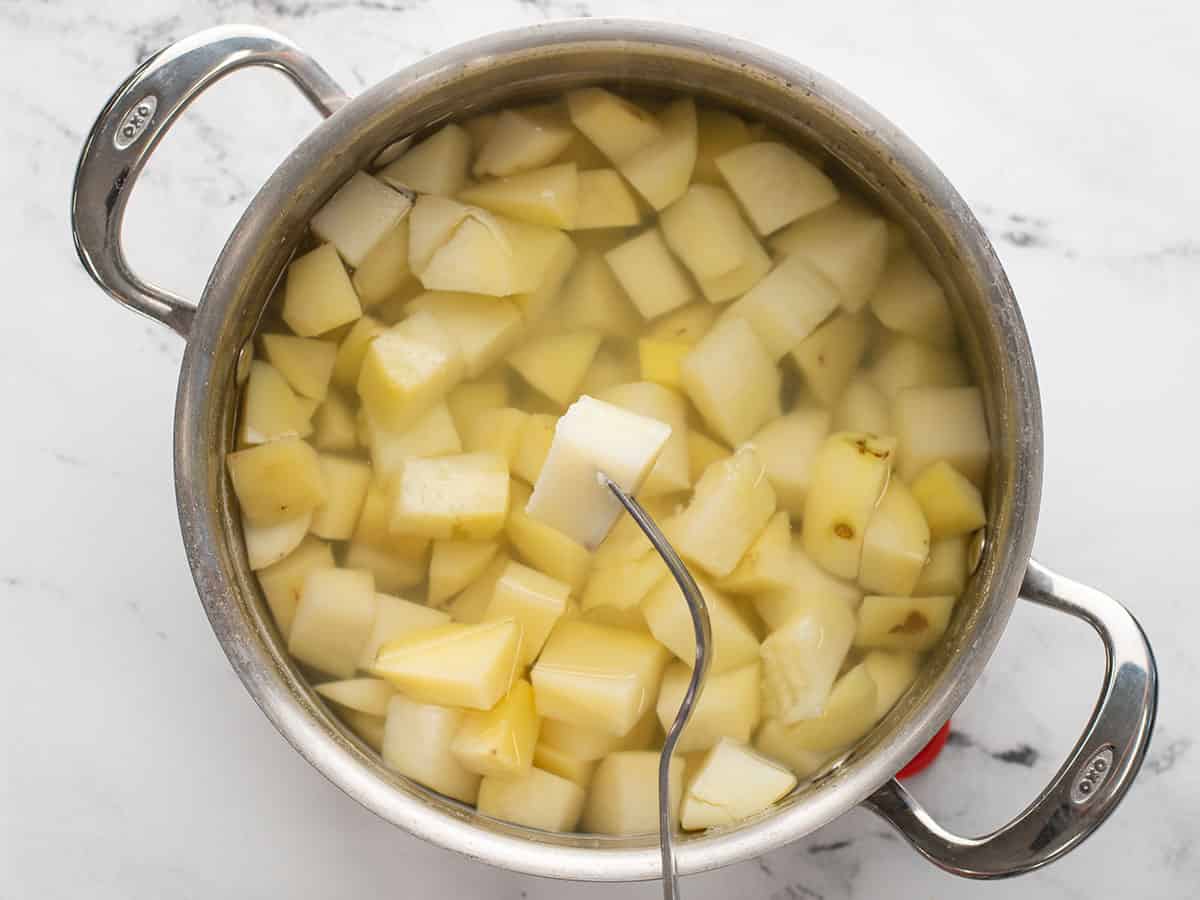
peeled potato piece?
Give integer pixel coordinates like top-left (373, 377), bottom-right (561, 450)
top-left (332, 316), bottom-right (384, 391)
top-left (239, 361), bottom-right (309, 447)
top-left (309, 455), bottom-right (371, 541)
top-left (484, 561), bottom-right (570, 665)
top-left (583, 751), bottom-right (684, 835)
top-left (604, 228), bottom-right (695, 319)
top-left (357, 311), bottom-right (465, 432)
top-left (382, 694), bottom-right (480, 804)
top-left (693, 107), bottom-right (751, 184)
top-left (451, 679), bottom-right (540, 778)
top-left (760, 592), bottom-right (856, 723)
top-left (862, 649), bottom-right (922, 721)
top-left (474, 105), bottom-right (575, 178)
top-left (365, 402), bottom-right (462, 476)
top-left (256, 536), bottom-right (335, 637)
top-left (313, 392), bottom-right (358, 452)
top-left (716, 142), bottom-right (838, 235)
top-left (834, 375), bottom-right (891, 435)
top-left (378, 124), bottom-right (471, 195)
top-left (459, 162), bottom-right (580, 229)
top-left (659, 184), bottom-right (751, 280)
top-left (718, 511), bottom-right (792, 595)
top-left (478, 766), bottom-right (585, 832)
top-left (595, 381), bottom-right (690, 497)
top-left (389, 453), bottom-right (510, 540)
top-left (915, 536), bottom-right (969, 597)
top-left (680, 739), bottom-right (796, 831)
top-left (870, 251), bottom-right (957, 348)
top-left (774, 661), bottom-right (878, 752)
top-left (282, 243), bottom-right (362, 337)
top-left (262, 335), bottom-right (337, 403)
top-left (288, 568), bottom-right (377, 679)
top-left (855, 594), bottom-right (956, 652)
top-left (565, 88), bottom-right (661, 165)
top-left (407, 292), bottom-right (524, 378)
top-left (534, 743), bottom-right (598, 789)
top-left (243, 511), bottom-right (312, 571)
top-left (656, 661), bottom-right (761, 753)
top-left (910, 460), bottom-right (987, 538)
top-left (506, 481), bottom-right (592, 592)
top-left (753, 543), bottom-right (862, 630)
top-left (859, 478), bottom-right (931, 596)
top-left (558, 251), bottom-right (642, 338)
top-left (352, 219), bottom-right (415, 309)
top-left (870, 336), bottom-right (968, 401)
top-left (508, 332), bottom-right (603, 408)
top-left (680, 317), bottom-right (781, 447)
top-left (574, 169), bottom-right (642, 229)
top-left (427, 539), bottom-right (500, 607)
top-left (315, 677), bottom-right (395, 718)
top-left (748, 409), bottom-right (831, 517)
top-left (618, 97), bottom-right (698, 210)
top-left (893, 386), bottom-right (990, 486)
top-left (791, 312), bottom-right (874, 408)
top-left (310, 172), bottom-right (413, 268)
top-left (724, 255), bottom-right (841, 361)
top-left (358, 592), bottom-right (449, 670)
top-left (642, 576), bottom-right (760, 675)
top-left (227, 437), bottom-right (325, 526)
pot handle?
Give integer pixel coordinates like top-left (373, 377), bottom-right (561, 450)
top-left (70, 25), bottom-right (349, 340)
top-left (863, 558), bottom-right (1157, 878)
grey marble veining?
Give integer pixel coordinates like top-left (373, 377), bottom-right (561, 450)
top-left (4, 1), bottom-right (1197, 898)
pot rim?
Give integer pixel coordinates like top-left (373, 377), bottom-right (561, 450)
top-left (173, 18), bottom-right (1043, 881)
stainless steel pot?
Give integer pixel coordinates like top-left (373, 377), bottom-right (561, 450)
top-left (70, 21), bottom-right (1157, 882)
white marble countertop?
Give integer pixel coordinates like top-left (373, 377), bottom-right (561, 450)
top-left (4, 1), bottom-right (1197, 897)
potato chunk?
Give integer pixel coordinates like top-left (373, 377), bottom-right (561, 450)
top-left (378, 124), bottom-right (471, 195)
top-left (310, 172), bottom-right (413, 267)
top-left (724, 255), bottom-right (841, 360)
top-left (227, 437), bottom-right (325, 525)
top-left (693, 107), bottom-right (751, 184)
top-left (474, 106), bottom-right (575, 177)
top-left (525, 396), bottom-right (672, 549)
top-left (754, 720), bottom-right (830, 778)
top-left (314, 677), bottom-right (395, 717)
top-left (352, 220), bottom-right (415, 309)
top-left (539, 717), bottom-right (622, 762)
top-left (531, 620), bottom-right (669, 737)
top-left (669, 447), bottom-right (776, 578)
top-left (833, 375), bottom-right (891, 435)
top-left (344, 542), bottom-right (425, 594)
top-left (358, 592), bottom-right (450, 670)
top-left (558, 251), bottom-right (641, 338)
top-left (604, 228), bottom-right (695, 319)
top-left (308, 455), bottom-right (371, 541)
top-left (637, 339), bottom-right (690, 390)
top-left (595, 381), bottom-right (690, 497)
top-left (695, 226), bottom-right (772, 303)
top-left (313, 392), bottom-right (358, 452)
top-left (373, 618), bottom-right (521, 709)
top-left (791, 312), bottom-right (874, 407)
top-left (686, 430), bottom-right (729, 479)
top-left (642, 576), bottom-right (760, 674)
top-left (855, 594), bottom-right (956, 652)
top-left (716, 142), bottom-right (838, 235)
top-left (859, 479), bottom-right (931, 596)
top-left (618, 97), bottom-right (697, 210)
top-left (261, 335), bottom-right (337, 402)
top-left (447, 552), bottom-right (511, 623)
top-left (660, 185), bottom-right (752, 280)
top-left (288, 569), bottom-right (377, 678)
top-left (680, 317), bottom-right (781, 446)
top-left (478, 766), bottom-right (585, 831)
top-left (862, 650), bottom-right (921, 720)
top-left (407, 292), bottom-right (523, 378)
top-left (583, 751), bottom-right (683, 835)
top-left (760, 593), bottom-right (856, 722)
top-left (915, 536), bottom-right (969, 597)
top-left (910, 460), bottom-right (987, 538)
top-left (566, 88), bottom-right (661, 165)
top-left (331, 315), bottom-right (384, 390)
top-left (748, 409), bottom-right (831, 516)
top-left (801, 432), bottom-right (896, 580)
top-left (512, 413), bottom-right (557, 484)
top-left (680, 739), bottom-right (796, 831)
top-left (870, 336), bottom-right (968, 400)
top-left (508, 331), bottom-right (602, 408)
top-left (893, 386), bottom-right (990, 485)
top-left (656, 661), bottom-right (760, 753)
top-left (505, 480), bottom-right (592, 591)
top-left (243, 512), bottom-right (311, 572)
top-left (774, 661), bottom-right (878, 752)
top-left (574, 169), bottom-right (642, 229)
top-left (365, 402), bottom-right (462, 475)
top-left (718, 511), bottom-right (792, 595)
top-left (484, 561), bottom-right (570, 665)
top-left (647, 302), bottom-right (717, 344)
top-left (451, 679), bottom-right (540, 778)
top-left (390, 453), bottom-right (509, 540)
top-left (869, 251), bottom-right (956, 349)
top-left (753, 543), bottom-right (862, 630)
top-left (446, 379), bottom-right (509, 437)
top-left (256, 536), bottom-right (335, 637)
top-left (239, 361), bottom-right (309, 446)
top-left (459, 163), bottom-right (579, 229)
top-left (282, 243), bottom-right (362, 337)
top-left (427, 539), bottom-right (500, 607)
top-left (533, 744), bottom-right (598, 789)
top-left (382, 695), bottom-right (480, 803)
top-left (357, 311), bottom-right (465, 431)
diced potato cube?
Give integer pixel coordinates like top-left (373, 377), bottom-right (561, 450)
top-left (460, 162), bottom-right (579, 229)
top-left (531, 620), bottom-right (669, 737)
top-left (753, 543), bottom-right (863, 630)
top-left (748, 408), bottom-right (831, 516)
top-left (669, 448), bottom-right (776, 578)
top-left (725, 255), bottom-right (841, 361)
top-left (451, 679), bottom-right (540, 778)
top-left (382, 694), bottom-right (480, 803)
top-left (696, 227), bottom-right (772, 303)
top-left (447, 552), bottom-right (511, 623)
top-left (288, 568), bottom-right (377, 678)
top-left (533, 743), bottom-right (598, 788)
top-left (760, 593), bottom-right (856, 722)
top-left (619, 97), bottom-right (697, 210)
top-left (579, 345), bottom-right (639, 397)
top-left (332, 315), bottom-right (384, 390)
top-left (680, 317), bottom-right (781, 446)
top-left (638, 338), bottom-right (690, 390)
top-left (870, 251), bottom-right (956, 348)
top-left (474, 106), bottom-right (575, 177)
top-left (505, 481), bottom-right (592, 592)
top-left (558, 252), bottom-right (641, 338)
top-left (860, 479), bottom-right (931, 596)
top-left (693, 107), bottom-right (751, 184)
top-left (227, 437), bottom-right (325, 525)
top-left (485, 561), bottom-right (570, 665)
top-left (642, 576), bottom-right (760, 674)
top-left (313, 391), bottom-right (358, 451)
top-left (315, 677), bottom-right (395, 717)
top-left (648, 303), bottom-right (717, 343)
top-left (239, 361), bottom-right (308, 446)
top-left (358, 592), bottom-right (450, 670)
top-left (373, 618), bottom-right (521, 709)
top-left (862, 649), bottom-right (921, 721)
top-left (801, 432), bottom-right (896, 580)
top-left (352, 220), bottom-right (415, 309)
top-left (755, 720), bottom-right (830, 778)
top-left (768, 198), bottom-right (889, 310)
top-left (604, 228), bottom-right (695, 319)
top-left (344, 541), bottom-right (426, 594)
top-left (311, 172), bottom-right (413, 268)
top-left (366, 401), bottom-right (462, 475)
top-left (378, 124), bottom-right (471, 195)
top-left (508, 331), bottom-right (602, 408)
top-left (656, 661), bottom-right (761, 753)
top-left (446, 379), bottom-right (509, 437)
top-left (352, 481), bottom-right (432, 554)
top-left (390, 453), bottom-right (509, 540)
top-left (256, 536), bottom-right (335, 636)
top-left (775, 661), bottom-right (878, 752)
top-left (581, 552), bottom-right (666, 616)
top-left (464, 407), bottom-right (527, 465)
top-left (856, 594), bottom-right (956, 652)
top-left (508, 229), bottom-right (578, 323)
top-left (539, 717), bottom-right (623, 761)
top-left (565, 88), bottom-right (661, 164)
top-left (243, 511), bottom-right (311, 571)
top-left (512, 413), bottom-right (557, 484)
top-left (680, 738), bottom-right (796, 831)
top-left (261, 335), bottom-right (337, 402)
top-left (870, 335), bottom-right (968, 400)
top-left (915, 536), bottom-right (969, 597)
top-left (407, 194), bottom-right (472, 273)
top-left (308, 455), bottom-right (371, 541)
top-left (414, 213), bottom-right (513, 296)
top-left (574, 169), bottom-right (642, 229)
top-left (660, 185), bottom-right (751, 280)
top-left (427, 539), bottom-right (500, 607)
top-left (583, 751), bottom-right (684, 835)
top-left (893, 386), bottom-right (990, 485)
top-left (341, 709), bottom-right (386, 752)
top-left (833, 375), bottom-right (891, 435)
top-left (718, 511), bottom-right (792, 594)
top-left (407, 292), bottom-right (524, 377)
top-left (525, 396), bottom-right (672, 548)
top-left (357, 311), bottom-right (465, 431)
top-left (910, 461), bottom-right (987, 538)
top-left (791, 312), bottom-right (874, 407)
top-left (554, 130), bottom-right (611, 169)
top-left (595, 381), bottom-right (690, 496)
top-left (478, 766), bottom-right (586, 831)
top-left (716, 142), bottom-right (838, 235)
top-left (686, 430), bottom-right (729, 480)
top-left (282, 243), bottom-right (362, 337)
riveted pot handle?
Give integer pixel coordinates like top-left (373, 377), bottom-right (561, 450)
top-left (863, 558), bottom-right (1157, 878)
top-left (70, 25), bottom-right (349, 340)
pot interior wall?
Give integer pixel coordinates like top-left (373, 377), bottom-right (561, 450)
top-left (183, 28), bottom-right (1041, 872)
